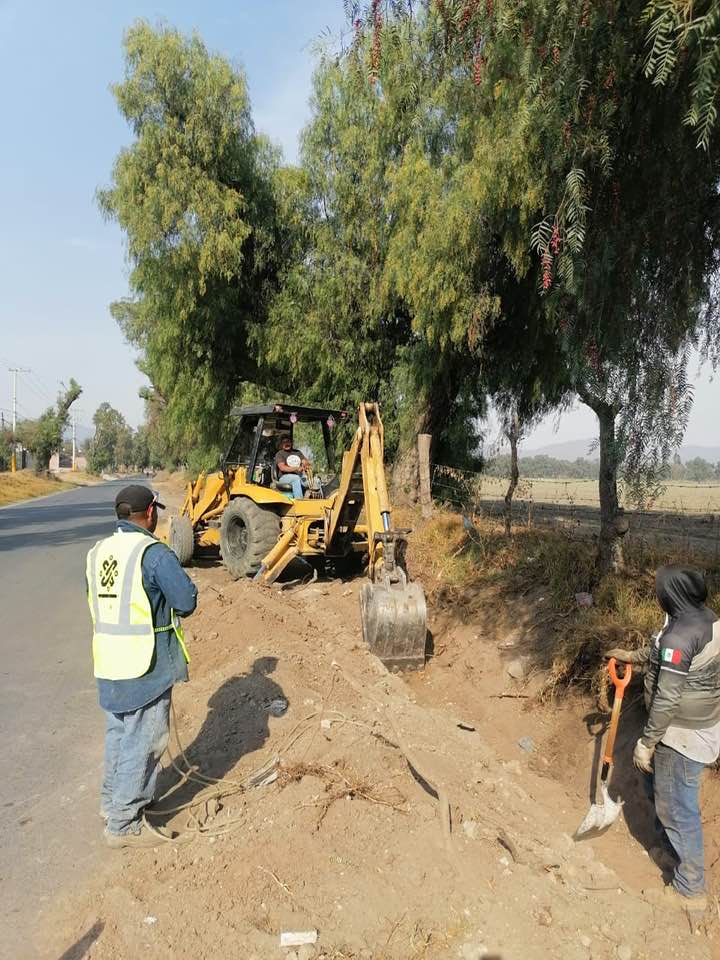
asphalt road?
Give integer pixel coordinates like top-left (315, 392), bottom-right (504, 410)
top-left (0, 481), bottom-right (134, 959)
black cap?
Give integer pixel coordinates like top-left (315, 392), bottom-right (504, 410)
top-left (114, 484), bottom-right (165, 513)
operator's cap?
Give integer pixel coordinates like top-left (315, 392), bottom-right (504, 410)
top-left (115, 484), bottom-right (165, 512)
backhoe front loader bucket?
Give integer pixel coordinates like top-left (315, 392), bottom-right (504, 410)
top-left (360, 569), bottom-right (427, 670)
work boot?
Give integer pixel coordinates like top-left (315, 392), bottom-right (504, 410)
top-left (643, 884), bottom-right (707, 913)
top-left (104, 826), bottom-right (171, 849)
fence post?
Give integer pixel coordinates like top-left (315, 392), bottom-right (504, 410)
top-left (418, 433), bottom-right (433, 519)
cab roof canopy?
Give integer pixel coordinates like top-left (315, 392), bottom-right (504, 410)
top-left (230, 403), bottom-right (348, 422)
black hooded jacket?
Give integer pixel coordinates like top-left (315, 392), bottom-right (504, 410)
top-left (643, 566), bottom-right (720, 747)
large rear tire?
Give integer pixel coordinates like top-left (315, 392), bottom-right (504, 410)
top-left (220, 498), bottom-right (281, 579)
top-left (169, 514), bottom-right (194, 566)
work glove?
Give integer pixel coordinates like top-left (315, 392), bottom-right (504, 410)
top-left (604, 647), bottom-right (644, 665)
top-left (633, 738), bottom-right (655, 774)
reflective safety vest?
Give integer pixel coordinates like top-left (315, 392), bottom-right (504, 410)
top-left (86, 530), bottom-right (189, 681)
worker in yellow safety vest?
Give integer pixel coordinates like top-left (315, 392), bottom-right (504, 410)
top-left (87, 484), bottom-right (197, 848)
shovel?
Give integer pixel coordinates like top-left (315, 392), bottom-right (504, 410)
top-left (575, 657), bottom-right (632, 838)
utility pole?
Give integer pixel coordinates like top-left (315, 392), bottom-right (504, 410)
top-left (72, 412), bottom-right (77, 471)
top-left (9, 367), bottom-right (30, 473)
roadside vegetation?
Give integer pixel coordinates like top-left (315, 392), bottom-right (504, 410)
top-left (408, 505), bottom-right (720, 700)
top-left (0, 471), bottom-right (75, 507)
top-left (101, 3), bottom-right (720, 582)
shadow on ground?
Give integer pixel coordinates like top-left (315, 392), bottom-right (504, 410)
top-left (56, 921), bottom-right (104, 960)
top-left (152, 657), bottom-right (287, 824)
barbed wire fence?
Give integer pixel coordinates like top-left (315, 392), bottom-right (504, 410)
top-left (431, 463), bottom-right (720, 562)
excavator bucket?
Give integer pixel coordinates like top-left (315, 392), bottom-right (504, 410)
top-left (360, 571), bottom-right (427, 670)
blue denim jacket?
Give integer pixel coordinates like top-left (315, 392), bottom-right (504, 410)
top-left (96, 520), bottom-right (198, 714)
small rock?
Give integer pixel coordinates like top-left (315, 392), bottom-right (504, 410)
top-left (461, 944), bottom-right (488, 960)
top-left (517, 736), bottom-right (535, 753)
top-left (533, 907), bottom-right (552, 927)
top-left (616, 946), bottom-right (632, 960)
top-left (298, 946), bottom-right (315, 960)
top-left (575, 592), bottom-right (594, 608)
top-left (507, 658), bottom-right (527, 681)
top-left (143, 916), bottom-right (157, 925)
top-left (280, 930), bottom-right (318, 948)
top-left (267, 697), bottom-right (288, 717)
top-left (579, 935), bottom-right (592, 949)
top-left (463, 820), bottom-right (479, 840)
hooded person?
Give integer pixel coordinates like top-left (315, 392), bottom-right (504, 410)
top-left (607, 566), bottom-right (720, 914)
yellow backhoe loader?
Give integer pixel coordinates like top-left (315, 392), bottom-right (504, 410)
top-left (167, 402), bottom-right (427, 669)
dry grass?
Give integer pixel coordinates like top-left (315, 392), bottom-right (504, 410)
top-left (51, 470), bottom-right (102, 486)
top-left (0, 470), bottom-right (74, 507)
top-left (278, 760), bottom-right (406, 825)
top-left (474, 476), bottom-right (720, 513)
top-left (406, 506), bottom-right (720, 698)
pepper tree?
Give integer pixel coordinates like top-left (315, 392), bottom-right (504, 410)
top-left (353, 0), bottom-right (720, 573)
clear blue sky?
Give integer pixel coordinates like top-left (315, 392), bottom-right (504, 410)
top-left (0, 0), bottom-right (345, 432)
top-left (0, 0), bottom-right (717, 450)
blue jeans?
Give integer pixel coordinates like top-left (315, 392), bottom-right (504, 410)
top-left (101, 688), bottom-right (171, 835)
top-left (653, 742), bottom-right (706, 897)
top-left (276, 473), bottom-right (304, 499)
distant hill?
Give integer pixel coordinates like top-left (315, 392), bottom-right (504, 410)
top-left (520, 437), bottom-right (720, 464)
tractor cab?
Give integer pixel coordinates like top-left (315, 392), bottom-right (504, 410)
top-left (222, 403), bottom-right (349, 497)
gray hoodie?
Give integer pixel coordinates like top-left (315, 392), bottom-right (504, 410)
top-left (642, 566), bottom-right (720, 748)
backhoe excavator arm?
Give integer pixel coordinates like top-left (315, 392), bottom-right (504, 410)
top-left (325, 402), bottom-right (393, 578)
top-left (255, 402), bottom-right (427, 669)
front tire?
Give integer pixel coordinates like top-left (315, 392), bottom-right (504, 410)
top-left (169, 514), bottom-right (194, 566)
top-left (220, 498), bottom-right (281, 579)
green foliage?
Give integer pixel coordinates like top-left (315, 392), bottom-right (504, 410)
top-left (644, 0), bottom-right (720, 149)
top-left (485, 453), bottom-right (600, 481)
top-left (87, 403), bottom-right (129, 474)
top-left (101, 22), bottom-right (281, 458)
top-left (17, 379), bottom-right (82, 474)
top-left (356, 2), bottom-right (720, 500)
top-left (684, 456), bottom-right (717, 482)
top-left (0, 429), bottom-right (12, 471)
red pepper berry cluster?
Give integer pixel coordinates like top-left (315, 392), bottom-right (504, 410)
top-left (580, 0), bottom-right (591, 27)
top-left (586, 339), bottom-right (601, 372)
top-left (473, 52), bottom-right (486, 85)
top-left (550, 224), bottom-right (562, 254)
top-left (552, 46), bottom-right (561, 65)
top-left (460, 0), bottom-right (480, 32)
top-left (542, 250), bottom-right (553, 290)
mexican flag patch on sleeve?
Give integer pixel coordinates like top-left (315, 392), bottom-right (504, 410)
top-left (661, 647), bottom-right (682, 665)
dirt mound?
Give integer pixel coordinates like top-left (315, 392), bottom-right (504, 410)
top-left (37, 561), bottom-right (717, 959)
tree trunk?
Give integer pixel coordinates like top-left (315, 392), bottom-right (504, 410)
top-left (391, 373), bottom-right (458, 505)
top-left (504, 415), bottom-right (520, 536)
top-left (418, 433), bottom-right (433, 519)
top-left (581, 392), bottom-right (627, 576)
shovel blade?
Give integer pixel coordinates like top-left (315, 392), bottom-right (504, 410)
top-left (575, 783), bottom-right (623, 838)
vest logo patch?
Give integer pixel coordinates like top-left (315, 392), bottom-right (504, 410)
top-left (661, 647), bottom-right (682, 665)
top-left (100, 557), bottom-right (119, 589)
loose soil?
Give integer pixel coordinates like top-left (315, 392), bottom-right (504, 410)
top-left (35, 495), bottom-right (720, 960)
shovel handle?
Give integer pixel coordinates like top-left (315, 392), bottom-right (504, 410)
top-left (608, 657), bottom-right (632, 695)
top-left (601, 659), bottom-right (632, 773)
